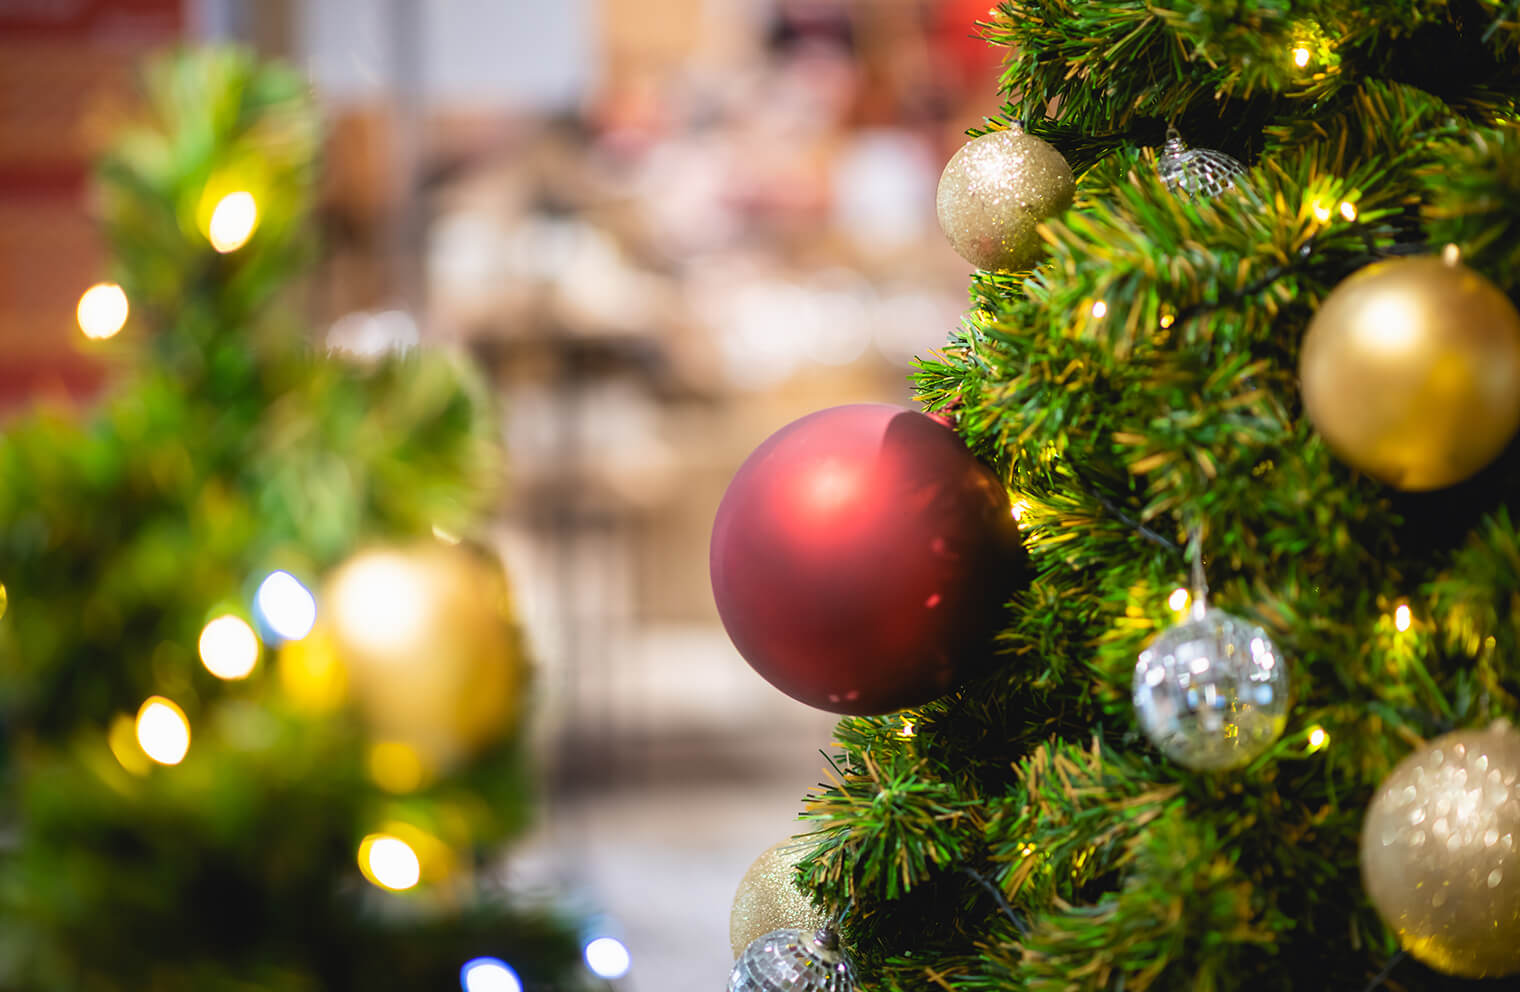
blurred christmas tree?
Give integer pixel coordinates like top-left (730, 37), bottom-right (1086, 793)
top-left (0, 48), bottom-right (587, 992)
top-left (714, 2), bottom-right (1520, 991)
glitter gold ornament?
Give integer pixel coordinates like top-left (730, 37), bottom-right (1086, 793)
top-left (1300, 255), bottom-right (1520, 490)
top-left (324, 543), bottom-right (523, 769)
top-left (935, 124), bottom-right (1075, 272)
top-left (731, 838), bottom-right (831, 958)
top-left (1361, 723), bottom-right (1520, 978)
top-left (729, 928), bottom-right (857, 992)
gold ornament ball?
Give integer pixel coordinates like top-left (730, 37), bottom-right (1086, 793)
top-left (730, 838), bottom-right (831, 959)
top-left (1361, 723), bottom-right (1520, 978)
top-left (1300, 255), bottom-right (1520, 490)
top-left (324, 542), bottom-right (523, 769)
top-left (936, 125), bottom-right (1075, 272)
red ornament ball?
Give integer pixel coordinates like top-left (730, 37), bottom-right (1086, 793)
top-left (710, 404), bottom-right (1028, 715)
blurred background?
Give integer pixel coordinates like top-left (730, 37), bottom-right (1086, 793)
top-left (0, 1), bottom-right (996, 987)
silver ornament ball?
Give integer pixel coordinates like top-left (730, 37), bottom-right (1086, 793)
top-left (1132, 606), bottom-right (1289, 770)
top-left (1157, 129), bottom-right (1246, 199)
top-left (1361, 723), bottom-right (1520, 978)
top-left (728, 928), bottom-right (857, 992)
top-left (935, 125), bottom-right (1075, 272)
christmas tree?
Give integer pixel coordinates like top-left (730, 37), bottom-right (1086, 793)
top-left (0, 48), bottom-right (585, 991)
top-left (718, 3), bottom-right (1520, 990)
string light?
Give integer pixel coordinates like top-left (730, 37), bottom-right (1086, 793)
top-left (255, 570), bottom-right (317, 641)
top-left (461, 958), bottom-right (522, 992)
top-left (899, 720), bottom-right (916, 739)
top-left (584, 937), bottom-right (632, 980)
top-left (1010, 499), bottom-right (1029, 523)
top-left (1307, 725), bottom-right (1330, 752)
top-left (1394, 604), bottom-right (1413, 632)
top-left (208, 191), bottom-right (258, 253)
top-left (1159, 313), bottom-right (1175, 329)
top-left (108, 713), bottom-right (151, 775)
top-left (1168, 587), bottom-right (1190, 613)
top-left (1311, 199), bottom-right (1333, 223)
top-left (77, 282), bottom-right (129, 339)
top-left (1339, 201), bottom-right (1357, 221)
top-left (1090, 300), bottom-right (1108, 319)
top-left (198, 614), bottom-right (260, 680)
top-left (359, 833), bottom-right (422, 891)
top-left (369, 739), bottom-right (427, 793)
top-left (1292, 46), bottom-right (1311, 67)
top-left (135, 696), bottom-right (191, 765)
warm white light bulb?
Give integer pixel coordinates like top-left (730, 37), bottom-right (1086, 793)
top-left (199, 614), bottom-right (260, 680)
top-left (361, 834), bottom-right (422, 891)
top-left (136, 696), bottom-right (191, 765)
top-left (1292, 46), bottom-right (1311, 67)
top-left (256, 570), bottom-right (317, 641)
top-left (1168, 587), bottom-right (1190, 613)
top-left (77, 282), bottom-right (129, 339)
top-left (1394, 604), bottom-right (1412, 632)
top-left (1091, 300), bottom-right (1108, 319)
top-left (208, 191), bottom-right (258, 253)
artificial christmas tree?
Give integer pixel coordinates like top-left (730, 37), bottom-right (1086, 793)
top-left (720, 2), bottom-right (1520, 989)
top-left (0, 49), bottom-right (585, 991)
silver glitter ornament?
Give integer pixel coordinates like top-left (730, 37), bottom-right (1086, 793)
top-left (1361, 723), bottom-right (1520, 978)
top-left (1157, 128), bottom-right (1246, 199)
top-left (935, 124), bottom-right (1075, 271)
top-left (728, 928), bottom-right (857, 992)
top-left (1132, 602), bottom-right (1289, 771)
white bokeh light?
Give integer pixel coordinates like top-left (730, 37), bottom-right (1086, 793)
top-left (198, 614), bottom-right (261, 680)
top-left (461, 958), bottom-right (522, 992)
top-left (584, 937), bottom-right (631, 979)
top-left (256, 570), bottom-right (317, 641)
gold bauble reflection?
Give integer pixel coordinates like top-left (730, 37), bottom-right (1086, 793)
top-left (1361, 723), bottom-right (1520, 978)
top-left (936, 126), bottom-right (1075, 272)
top-left (730, 837), bottom-right (830, 959)
top-left (1300, 255), bottom-right (1520, 490)
top-left (324, 543), bottom-right (522, 769)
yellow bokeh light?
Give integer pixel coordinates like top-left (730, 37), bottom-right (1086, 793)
top-left (199, 614), bottom-right (260, 680)
top-left (369, 740), bottom-right (427, 793)
top-left (1090, 300), bottom-right (1108, 319)
top-left (1292, 46), bottom-right (1311, 67)
top-left (1394, 604), bottom-right (1413, 632)
top-left (77, 282), bottom-right (129, 340)
top-left (359, 833), bottom-right (422, 891)
top-left (208, 191), bottom-right (259, 253)
top-left (278, 626), bottom-right (347, 712)
top-left (1159, 313), bottom-right (1175, 329)
top-left (899, 720), bottom-right (916, 739)
top-left (1311, 199), bottom-right (1333, 223)
top-left (1339, 201), bottom-right (1357, 221)
top-left (0, 581), bottom-right (7, 620)
top-left (135, 696), bottom-right (191, 766)
top-left (108, 713), bottom-right (151, 776)
top-left (1307, 725), bottom-right (1329, 751)
top-left (1168, 587), bottom-right (1190, 613)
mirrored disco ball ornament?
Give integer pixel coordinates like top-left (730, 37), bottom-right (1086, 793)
top-left (1157, 128), bottom-right (1246, 199)
top-left (729, 928), bottom-right (856, 992)
top-left (1132, 604), bottom-right (1289, 770)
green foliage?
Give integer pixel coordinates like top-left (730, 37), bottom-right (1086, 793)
top-left (0, 48), bottom-right (581, 990)
top-left (801, 3), bottom-right (1520, 989)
